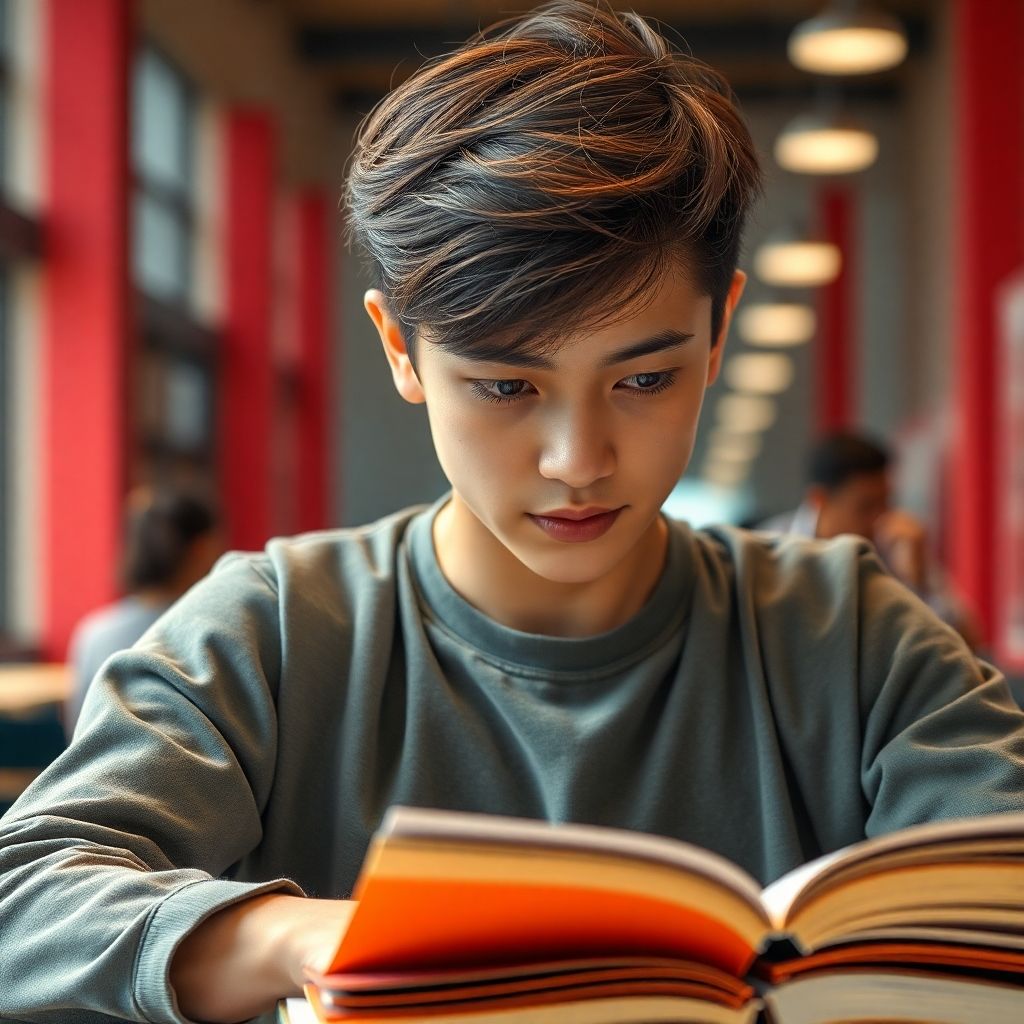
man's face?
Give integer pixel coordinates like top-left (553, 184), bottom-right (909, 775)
top-left (376, 270), bottom-right (743, 586)
top-left (815, 471), bottom-right (891, 540)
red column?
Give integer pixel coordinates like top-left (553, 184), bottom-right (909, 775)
top-left (290, 190), bottom-right (332, 533)
top-left (949, 0), bottom-right (1024, 641)
top-left (816, 185), bottom-right (856, 433)
top-left (222, 111), bottom-right (276, 551)
top-left (42, 0), bottom-right (132, 659)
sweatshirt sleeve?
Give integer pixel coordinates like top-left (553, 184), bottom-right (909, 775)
top-left (856, 543), bottom-right (1024, 834)
top-left (0, 553), bottom-right (305, 1024)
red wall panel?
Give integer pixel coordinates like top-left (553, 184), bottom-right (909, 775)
top-left (42, 0), bottom-right (132, 658)
top-left (950, 0), bottom-right (1024, 640)
top-left (222, 110), bottom-right (276, 552)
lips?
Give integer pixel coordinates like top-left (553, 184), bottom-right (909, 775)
top-left (536, 507), bottom-right (618, 521)
top-left (527, 506), bottom-right (624, 543)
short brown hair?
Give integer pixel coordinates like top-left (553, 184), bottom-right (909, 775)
top-left (344, 0), bottom-right (762, 362)
top-left (809, 432), bottom-right (891, 491)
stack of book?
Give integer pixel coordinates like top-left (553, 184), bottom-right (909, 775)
top-left (279, 806), bottom-right (1024, 1023)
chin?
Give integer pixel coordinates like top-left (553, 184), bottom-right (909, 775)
top-left (510, 541), bottom-right (625, 587)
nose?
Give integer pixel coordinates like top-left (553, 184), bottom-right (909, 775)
top-left (537, 405), bottom-right (616, 489)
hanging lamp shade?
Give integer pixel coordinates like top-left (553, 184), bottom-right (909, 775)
top-left (774, 112), bottom-right (879, 175)
top-left (715, 393), bottom-right (776, 433)
top-left (724, 353), bottom-right (794, 395)
top-left (754, 239), bottom-right (842, 287)
top-left (708, 430), bottom-right (763, 462)
top-left (789, 8), bottom-right (908, 76)
top-left (738, 303), bottom-right (817, 347)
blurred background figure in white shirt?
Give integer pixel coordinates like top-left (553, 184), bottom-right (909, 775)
top-left (761, 432), bottom-right (982, 650)
top-left (65, 486), bottom-right (224, 736)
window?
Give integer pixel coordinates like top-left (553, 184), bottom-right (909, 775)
top-left (0, 0), bottom-right (10, 634)
top-left (132, 46), bottom-right (195, 304)
top-left (0, 0), bottom-right (40, 647)
top-left (130, 45), bottom-right (218, 493)
top-left (0, 271), bottom-right (7, 637)
top-left (135, 305), bottom-right (218, 474)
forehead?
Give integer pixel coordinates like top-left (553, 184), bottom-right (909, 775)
top-left (425, 270), bottom-right (711, 369)
top-left (837, 471), bottom-right (889, 500)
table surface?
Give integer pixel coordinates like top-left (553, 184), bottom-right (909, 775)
top-left (0, 663), bottom-right (71, 715)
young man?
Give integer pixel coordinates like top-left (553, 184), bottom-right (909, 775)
top-left (1, 4), bottom-right (1021, 1023)
top-left (761, 432), bottom-right (981, 647)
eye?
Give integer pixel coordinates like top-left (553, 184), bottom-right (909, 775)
top-left (617, 370), bottom-right (678, 395)
top-left (470, 379), bottom-right (534, 404)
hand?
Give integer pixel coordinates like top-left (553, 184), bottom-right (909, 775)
top-left (873, 508), bottom-right (929, 593)
top-left (171, 894), bottom-right (356, 1022)
top-left (283, 896), bottom-right (358, 983)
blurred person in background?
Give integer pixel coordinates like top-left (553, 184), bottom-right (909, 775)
top-left (761, 431), bottom-right (982, 649)
top-left (64, 485), bottom-right (223, 735)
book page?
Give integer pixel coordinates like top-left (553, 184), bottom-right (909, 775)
top-left (334, 844), bottom-right (765, 976)
top-left (281, 997), bottom-right (318, 1024)
top-left (327, 807), bottom-right (776, 979)
top-left (760, 811), bottom-right (1024, 928)
top-left (765, 970), bottom-right (1024, 1024)
top-left (380, 806), bottom-right (766, 911)
top-left (293, 992), bottom-right (758, 1024)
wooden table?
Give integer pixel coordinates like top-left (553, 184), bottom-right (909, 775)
top-left (0, 663), bottom-right (71, 716)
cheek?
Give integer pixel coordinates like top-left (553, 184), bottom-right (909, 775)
top-left (427, 402), bottom-right (523, 490)
top-left (654, 419), bottom-right (701, 481)
top-left (622, 390), bottom-right (705, 475)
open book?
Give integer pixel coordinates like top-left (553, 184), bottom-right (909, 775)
top-left (280, 806), bottom-right (1024, 1024)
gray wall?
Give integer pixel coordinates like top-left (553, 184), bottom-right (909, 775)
top-left (335, 113), bottom-right (448, 527)
top-left (335, 238), bottom-right (450, 528)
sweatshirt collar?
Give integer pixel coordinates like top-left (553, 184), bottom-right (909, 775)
top-left (405, 494), bottom-right (694, 676)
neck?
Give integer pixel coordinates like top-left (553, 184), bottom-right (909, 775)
top-left (432, 494), bottom-right (669, 637)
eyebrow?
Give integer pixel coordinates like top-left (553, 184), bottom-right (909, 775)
top-left (599, 328), bottom-right (696, 367)
top-left (460, 328), bottom-right (695, 371)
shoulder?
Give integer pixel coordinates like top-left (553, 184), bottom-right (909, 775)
top-left (123, 505), bottom-right (432, 695)
top-left (211, 503), bottom-right (429, 597)
top-left (671, 518), bottom-right (906, 676)
top-left (677, 518), bottom-right (873, 609)
top-left (675, 518), bottom-right (980, 706)
top-left (150, 504), bottom-right (434, 664)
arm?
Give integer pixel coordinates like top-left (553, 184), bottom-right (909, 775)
top-left (873, 507), bottom-right (929, 594)
top-left (855, 544), bottom-right (1024, 833)
top-left (171, 893), bottom-right (355, 1022)
top-left (0, 555), bottom-right (314, 1023)
top-left (873, 509), bottom-right (983, 649)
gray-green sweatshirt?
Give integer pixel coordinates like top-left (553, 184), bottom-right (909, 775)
top-left (1, 497), bottom-right (1022, 1024)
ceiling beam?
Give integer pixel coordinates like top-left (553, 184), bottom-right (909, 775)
top-left (297, 16), bottom-right (929, 66)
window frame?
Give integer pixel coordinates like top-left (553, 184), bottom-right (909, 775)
top-left (129, 42), bottom-right (220, 495)
top-left (131, 42), bottom-right (198, 309)
top-left (0, 0), bottom-right (43, 645)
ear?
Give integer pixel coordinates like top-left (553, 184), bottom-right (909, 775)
top-left (706, 270), bottom-right (747, 387)
top-left (364, 289), bottom-right (425, 405)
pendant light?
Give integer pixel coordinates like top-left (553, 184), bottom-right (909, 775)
top-left (738, 303), bottom-right (817, 347)
top-left (789, 2), bottom-right (908, 76)
top-left (774, 110), bottom-right (878, 175)
top-left (724, 353), bottom-right (795, 395)
top-left (754, 232), bottom-right (842, 288)
top-left (714, 394), bottom-right (777, 433)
